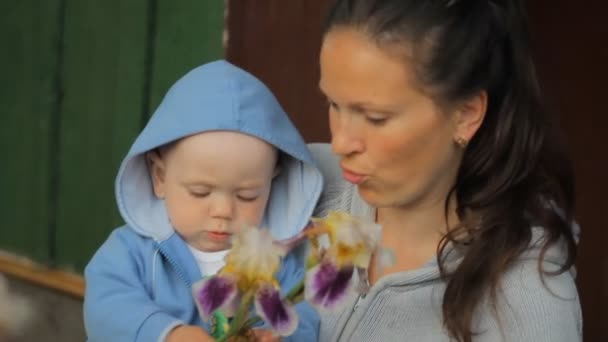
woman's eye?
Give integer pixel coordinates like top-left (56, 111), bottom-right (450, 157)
top-left (326, 99), bottom-right (339, 110)
top-left (365, 116), bottom-right (388, 125)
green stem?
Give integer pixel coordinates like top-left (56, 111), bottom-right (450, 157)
top-left (285, 279), bottom-right (304, 302)
top-left (242, 315), bottom-right (262, 328)
top-left (216, 291), bottom-right (254, 342)
top-left (215, 279), bottom-right (306, 341)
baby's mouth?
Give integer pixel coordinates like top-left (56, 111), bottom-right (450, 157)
top-left (205, 231), bottom-right (233, 242)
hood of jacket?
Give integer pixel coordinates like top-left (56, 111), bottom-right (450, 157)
top-left (115, 60), bottom-right (323, 242)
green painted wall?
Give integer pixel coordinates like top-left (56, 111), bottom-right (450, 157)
top-left (0, 0), bottom-right (224, 271)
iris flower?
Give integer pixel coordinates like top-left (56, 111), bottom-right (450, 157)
top-left (303, 212), bottom-right (381, 311)
top-left (192, 227), bottom-right (298, 337)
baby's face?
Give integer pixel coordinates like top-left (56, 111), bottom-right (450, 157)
top-left (151, 131), bottom-right (278, 252)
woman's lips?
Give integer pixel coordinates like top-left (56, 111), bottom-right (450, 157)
top-left (341, 167), bottom-right (368, 185)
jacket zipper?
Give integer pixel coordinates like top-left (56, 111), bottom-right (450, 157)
top-left (158, 247), bottom-right (192, 288)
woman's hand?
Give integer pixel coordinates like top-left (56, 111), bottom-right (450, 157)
top-left (166, 325), bottom-right (215, 342)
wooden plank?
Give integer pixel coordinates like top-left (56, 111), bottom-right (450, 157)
top-left (148, 0), bottom-right (224, 111)
top-left (0, 253), bottom-right (84, 299)
top-left (0, 0), bottom-right (61, 263)
top-left (54, 0), bottom-right (150, 271)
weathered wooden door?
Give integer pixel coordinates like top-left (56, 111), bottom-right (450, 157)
top-left (0, 0), bottom-right (224, 271)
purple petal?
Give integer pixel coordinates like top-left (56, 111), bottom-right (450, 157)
top-left (192, 276), bottom-right (238, 321)
top-left (254, 284), bottom-right (298, 336)
top-left (305, 261), bottom-right (355, 310)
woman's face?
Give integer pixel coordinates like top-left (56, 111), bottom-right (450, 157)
top-left (319, 28), bottom-right (464, 210)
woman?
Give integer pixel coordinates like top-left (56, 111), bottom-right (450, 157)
top-left (310, 0), bottom-right (581, 341)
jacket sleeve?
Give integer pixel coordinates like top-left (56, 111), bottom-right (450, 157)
top-left (84, 229), bottom-right (184, 342)
top-left (276, 247), bottom-right (320, 341)
top-left (476, 259), bottom-right (582, 342)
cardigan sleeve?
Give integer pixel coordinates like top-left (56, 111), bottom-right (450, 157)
top-left (475, 257), bottom-right (582, 341)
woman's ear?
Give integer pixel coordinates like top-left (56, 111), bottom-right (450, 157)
top-left (147, 150), bottom-right (167, 198)
top-left (453, 90), bottom-right (487, 145)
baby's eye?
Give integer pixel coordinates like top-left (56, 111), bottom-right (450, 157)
top-left (237, 194), bottom-right (259, 202)
top-left (189, 191), bottom-right (210, 198)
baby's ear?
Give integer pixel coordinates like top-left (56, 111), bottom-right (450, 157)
top-left (272, 150), bottom-right (285, 179)
top-left (146, 150), bottom-right (166, 198)
top-left (272, 162), bottom-right (281, 179)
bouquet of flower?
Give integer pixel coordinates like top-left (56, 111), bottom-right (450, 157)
top-left (191, 211), bottom-right (382, 341)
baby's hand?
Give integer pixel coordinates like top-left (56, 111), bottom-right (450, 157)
top-left (166, 325), bottom-right (215, 342)
top-left (252, 329), bottom-right (281, 342)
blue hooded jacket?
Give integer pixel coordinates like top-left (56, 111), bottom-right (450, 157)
top-left (84, 60), bottom-right (323, 342)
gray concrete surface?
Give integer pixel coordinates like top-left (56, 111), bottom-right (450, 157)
top-left (1, 273), bottom-right (85, 342)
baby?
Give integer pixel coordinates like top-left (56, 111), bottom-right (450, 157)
top-left (84, 60), bottom-right (323, 341)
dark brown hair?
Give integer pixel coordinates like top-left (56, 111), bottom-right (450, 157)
top-left (324, 1), bottom-right (576, 341)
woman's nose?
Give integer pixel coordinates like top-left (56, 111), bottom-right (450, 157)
top-left (330, 112), bottom-right (364, 156)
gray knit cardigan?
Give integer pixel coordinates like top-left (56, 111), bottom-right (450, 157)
top-left (309, 143), bottom-right (582, 342)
